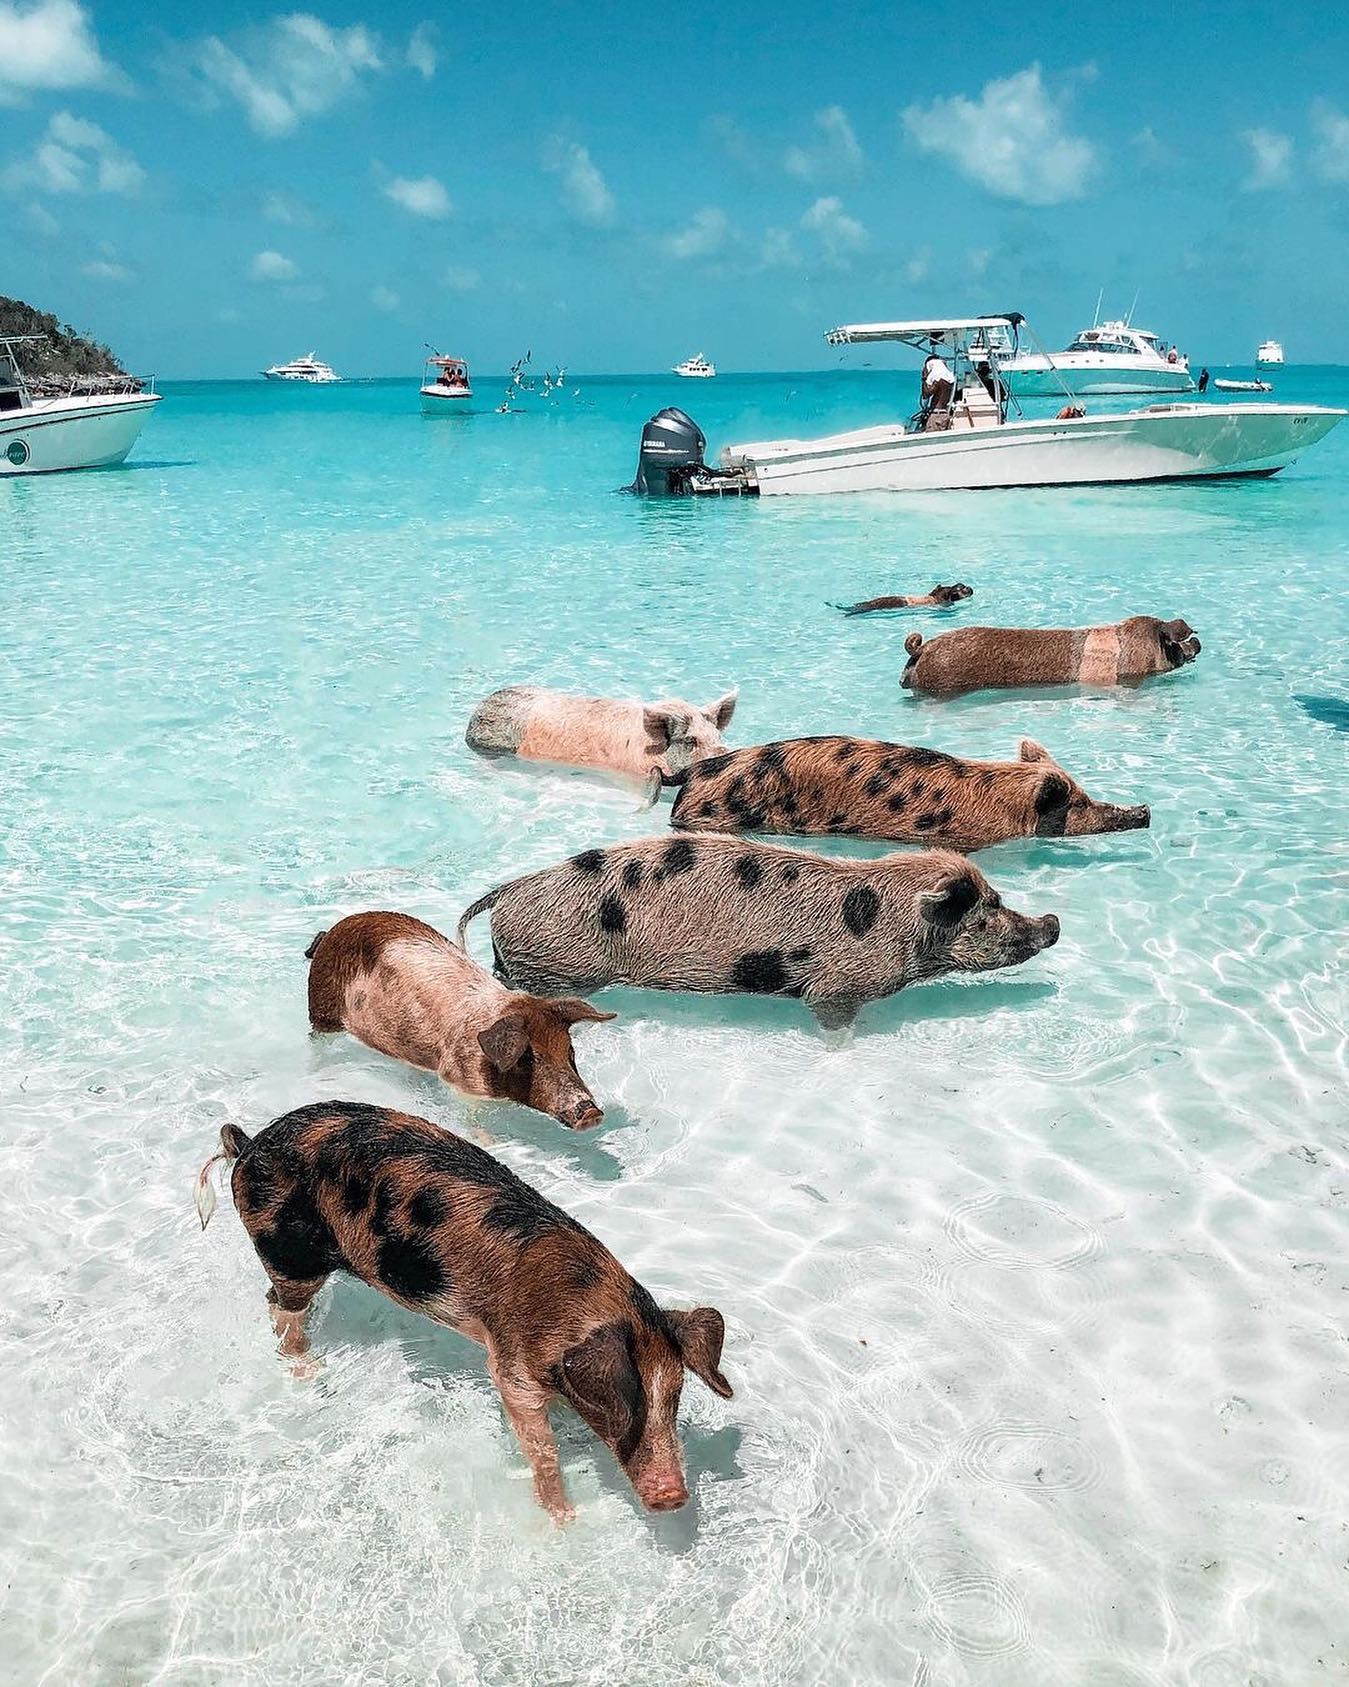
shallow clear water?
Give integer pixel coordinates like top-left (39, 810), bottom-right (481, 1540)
top-left (3, 370), bottom-right (1348, 1685)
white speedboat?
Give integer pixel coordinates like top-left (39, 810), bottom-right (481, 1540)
top-left (627, 315), bottom-right (1345, 497)
top-left (420, 353), bottom-right (473, 412)
top-left (674, 353), bottom-right (716, 378)
top-left (1257, 340), bottom-right (1285, 365)
top-left (1001, 318), bottom-right (1193, 395)
top-left (262, 352), bottom-right (341, 383)
top-left (1213, 378), bottom-right (1272, 393)
top-left (0, 334), bottom-right (161, 476)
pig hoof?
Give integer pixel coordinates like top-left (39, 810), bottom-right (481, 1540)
top-left (548, 1501), bottom-right (577, 1527)
top-left (288, 1355), bottom-right (324, 1382)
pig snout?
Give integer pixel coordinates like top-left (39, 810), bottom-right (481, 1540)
top-left (1033, 913), bottom-right (1061, 950)
top-left (556, 1085), bottom-right (603, 1131)
top-left (635, 1468), bottom-right (689, 1512)
top-left (1114, 803), bottom-right (1151, 831)
top-left (1072, 801), bottom-right (1151, 835)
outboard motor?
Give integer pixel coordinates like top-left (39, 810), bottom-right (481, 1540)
top-left (629, 406), bottom-right (708, 495)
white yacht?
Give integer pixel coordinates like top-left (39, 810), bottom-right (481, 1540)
top-left (262, 352), bottom-right (341, 383)
top-left (419, 353), bottom-right (473, 412)
top-left (1257, 340), bottom-right (1285, 365)
top-left (0, 334), bottom-right (161, 476)
top-left (1001, 319), bottom-right (1193, 395)
top-left (674, 353), bottom-right (716, 378)
top-left (628, 315), bottom-right (1345, 497)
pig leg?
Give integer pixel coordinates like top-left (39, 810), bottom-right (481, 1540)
top-left (805, 991), bottom-right (860, 1032)
top-left (488, 1349), bottom-right (574, 1523)
top-left (265, 1274), bottom-right (328, 1378)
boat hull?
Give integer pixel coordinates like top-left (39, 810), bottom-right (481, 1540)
top-left (722, 405), bottom-right (1346, 496)
top-left (1003, 359), bottom-right (1194, 396)
top-left (420, 385), bottom-right (475, 413)
top-left (0, 393), bottom-right (161, 475)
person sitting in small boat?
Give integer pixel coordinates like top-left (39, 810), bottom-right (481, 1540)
top-left (921, 344), bottom-right (955, 432)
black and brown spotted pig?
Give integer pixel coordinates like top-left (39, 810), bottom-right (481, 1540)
top-left (837, 583), bottom-right (973, 615)
top-left (902, 615), bottom-right (1201, 697)
top-left (195, 1101), bottom-right (732, 1523)
top-left (668, 736), bottom-right (1149, 852)
top-left (306, 912), bottom-right (615, 1131)
top-left (455, 835), bottom-right (1059, 1029)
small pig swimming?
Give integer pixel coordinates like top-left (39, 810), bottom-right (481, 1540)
top-left (838, 583), bottom-right (973, 616)
top-left (306, 912), bottom-right (615, 1130)
top-left (902, 615), bottom-right (1201, 697)
top-left (195, 1101), bottom-right (732, 1522)
top-left (466, 684), bottom-right (739, 798)
top-left (668, 736), bottom-right (1150, 852)
top-left (456, 835), bottom-right (1060, 1029)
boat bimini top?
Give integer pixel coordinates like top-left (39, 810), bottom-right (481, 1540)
top-left (825, 314), bottom-right (1024, 349)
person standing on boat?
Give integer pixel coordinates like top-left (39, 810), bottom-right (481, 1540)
top-left (921, 341), bottom-right (955, 429)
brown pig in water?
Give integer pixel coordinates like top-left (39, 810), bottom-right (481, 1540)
top-left (456, 835), bottom-right (1060, 1029)
top-left (465, 684), bottom-right (739, 798)
top-left (902, 615), bottom-right (1201, 697)
top-left (668, 736), bottom-right (1150, 851)
top-left (195, 1101), bottom-right (732, 1522)
top-left (837, 583), bottom-right (974, 615)
top-left (306, 912), bottom-right (615, 1130)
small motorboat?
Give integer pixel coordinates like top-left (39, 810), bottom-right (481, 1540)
top-left (674, 353), bottom-right (716, 378)
top-left (1257, 340), bottom-right (1285, 365)
top-left (420, 354), bottom-right (473, 412)
top-left (626, 314), bottom-right (1345, 497)
top-left (1213, 378), bottom-right (1272, 393)
top-left (0, 334), bottom-right (161, 475)
top-left (262, 352), bottom-right (341, 383)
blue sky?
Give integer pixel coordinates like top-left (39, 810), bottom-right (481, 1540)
top-left (4, 0), bottom-right (1349, 376)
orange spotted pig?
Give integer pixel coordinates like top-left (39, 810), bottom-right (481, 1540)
top-left (195, 1101), bottom-right (732, 1522)
top-left (465, 684), bottom-right (739, 800)
top-left (837, 583), bottom-right (973, 615)
top-left (456, 835), bottom-right (1060, 1030)
top-left (306, 912), bottom-right (615, 1130)
top-left (902, 615), bottom-right (1201, 697)
top-left (668, 736), bottom-right (1150, 851)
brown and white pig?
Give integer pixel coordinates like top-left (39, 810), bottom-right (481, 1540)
top-left (838, 583), bottom-right (973, 615)
top-left (456, 835), bottom-right (1060, 1029)
top-left (667, 736), bottom-right (1150, 851)
top-left (465, 684), bottom-right (739, 800)
top-left (306, 912), bottom-right (615, 1130)
top-left (902, 615), bottom-right (1201, 697)
top-left (195, 1101), bottom-right (732, 1522)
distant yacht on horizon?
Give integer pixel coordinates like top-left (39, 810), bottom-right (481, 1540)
top-left (1000, 318), bottom-right (1194, 396)
top-left (674, 353), bottom-right (716, 378)
top-left (262, 352), bottom-right (341, 384)
top-left (1256, 339), bottom-right (1285, 366)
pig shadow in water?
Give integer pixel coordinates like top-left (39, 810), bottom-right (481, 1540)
top-left (1295, 694), bottom-right (1349, 732)
top-left (305, 1035), bottom-right (631, 1181)
top-left (312, 1274), bottom-right (745, 1541)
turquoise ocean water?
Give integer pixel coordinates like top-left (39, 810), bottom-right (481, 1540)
top-left (3, 369), bottom-right (1348, 1684)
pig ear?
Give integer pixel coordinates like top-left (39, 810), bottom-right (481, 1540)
top-left (643, 705), bottom-right (693, 751)
top-left (1033, 772), bottom-right (1071, 836)
top-left (667, 1306), bottom-right (733, 1398)
top-left (703, 688), bottom-right (739, 730)
top-left (557, 1323), bottom-right (643, 1445)
top-left (1164, 617), bottom-right (1194, 641)
top-left (917, 868), bottom-right (981, 927)
top-left (1019, 738), bottom-right (1053, 764)
top-left (551, 997), bottom-right (618, 1027)
top-left (478, 1013), bottom-right (529, 1071)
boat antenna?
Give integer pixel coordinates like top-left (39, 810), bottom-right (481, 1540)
top-left (1093, 287), bottom-right (1102, 328)
top-left (1125, 289), bottom-right (1139, 327)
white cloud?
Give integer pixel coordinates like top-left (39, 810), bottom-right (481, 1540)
top-left (542, 136), bottom-right (615, 226)
top-left (383, 173), bottom-right (450, 218)
top-left (1, 109), bottom-right (143, 194)
top-left (83, 256), bottom-right (131, 281)
top-left (406, 21), bottom-right (436, 78)
top-left (703, 114), bottom-right (761, 171)
top-left (800, 195), bottom-right (867, 266)
top-left (785, 105), bottom-right (863, 182)
top-left (250, 248), bottom-right (298, 281)
top-left (26, 199), bottom-right (59, 236)
top-left (903, 64), bottom-right (1095, 205)
top-left (195, 13), bottom-right (382, 138)
top-left (371, 284), bottom-right (399, 311)
top-left (262, 189), bottom-right (317, 226)
top-left (443, 264), bottom-right (480, 291)
top-left (905, 247), bottom-right (930, 284)
top-left (1312, 101), bottom-right (1349, 182)
top-left (663, 206), bottom-right (729, 260)
top-left (0, 0), bottom-right (121, 101)
top-left (1242, 127), bottom-right (1293, 190)
top-left (760, 226), bottom-right (801, 269)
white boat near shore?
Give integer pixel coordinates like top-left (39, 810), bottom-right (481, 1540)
top-left (629, 314), bottom-right (1345, 497)
top-left (0, 335), bottom-right (161, 475)
top-left (420, 353), bottom-right (473, 413)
